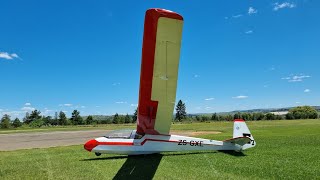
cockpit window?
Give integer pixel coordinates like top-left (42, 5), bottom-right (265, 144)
top-left (104, 129), bottom-right (135, 139)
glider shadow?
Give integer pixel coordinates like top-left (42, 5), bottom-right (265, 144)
top-left (82, 151), bottom-right (218, 161)
top-left (113, 154), bottom-right (163, 180)
top-left (218, 150), bottom-right (246, 157)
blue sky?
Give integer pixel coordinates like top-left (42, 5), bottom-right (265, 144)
top-left (1, 0), bottom-right (319, 119)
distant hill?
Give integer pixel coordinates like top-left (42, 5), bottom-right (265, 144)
top-left (231, 106), bottom-right (320, 113)
top-left (82, 106), bottom-right (320, 118)
top-left (190, 106), bottom-right (320, 116)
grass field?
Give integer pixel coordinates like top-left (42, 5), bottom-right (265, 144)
top-left (0, 120), bottom-right (319, 179)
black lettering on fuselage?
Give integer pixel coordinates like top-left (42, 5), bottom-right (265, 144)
top-left (178, 140), bottom-right (203, 147)
top-left (189, 140), bottom-right (203, 147)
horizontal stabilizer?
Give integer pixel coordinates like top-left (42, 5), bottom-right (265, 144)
top-left (223, 137), bottom-right (251, 146)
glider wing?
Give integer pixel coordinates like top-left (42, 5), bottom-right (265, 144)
top-left (137, 9), bottom-right (183, 135)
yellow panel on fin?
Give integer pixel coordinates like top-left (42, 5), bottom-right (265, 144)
top-left (151, 17), bottom-right (183, 134)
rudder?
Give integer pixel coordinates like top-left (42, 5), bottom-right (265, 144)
top-left (233, 119), bottom-right (256, 150)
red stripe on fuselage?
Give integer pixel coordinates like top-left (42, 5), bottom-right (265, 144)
top-left (98, 142), bottom-right (134, 146)
top-left (95, 139), bottom-right (179, 147)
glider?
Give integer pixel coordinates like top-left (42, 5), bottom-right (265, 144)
top-left (84, 8), bottom-right (256, 156)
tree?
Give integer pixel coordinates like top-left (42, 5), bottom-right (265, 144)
top-left (201, 116), bottom-right (209, 122)
top-left (43, 116), bottom-right (53, 126)
top-left (1, 114), bottom-right (11, 129)
top-left (30, 110), bottom-right (41, 120)
top-left (24, 110), bottom-right (41, 124)
top-left (211, 113), bottom-right (218, 121)
top-left (289, 106), bottom-right (318, 119)
top-left (70, 110), bottom-right (84, 125)
top-left (12, 118), bottom-right (22, 128)
top-left (124, 114), bottom-right (131, 123)
top-left (59, 111), bottom-right (68, 125)
top-left (23, 112), bottom-right (30, 124)
top-left (54, 112), bottom-right (58, 124)
top-left (132, 108), bottom-right (138, 123)
top-left (113, 113), bottom-right (119, 124)
top-left (286, 112), bottom-right (294, 120)
top-left (234, 112), bottom-right (242, 119)
top-left (119, 115), bottom-right (125, 124)
top-left (265, 113), bottom-right (275, 120)
top-left (86, 115), bottom-right (94, 125)
top-left (175, 100), bottom-right (187, 121)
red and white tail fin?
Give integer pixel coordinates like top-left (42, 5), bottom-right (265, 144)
top-left (233, 119), bottom-right (256, 150)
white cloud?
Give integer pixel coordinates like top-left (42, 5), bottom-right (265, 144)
top-left (232, 95), bottom-right (248, 99)
top-left (245, 30), bottom-right (253, 34)
top-left (281, 74), bottom-right (311, 82)
top-left (63, 104), bottom-right (73, 107)
top-left (0, 52), bottom-right (20, 60)
top-left (81, 106), bottom-right (86, 108)
top-left (248, 7), bottom-right (258, 15)
top-left (112, 82), bottom-right (120, 86)
top-left (295, 102), bottom-right (301, 104)
top-left (204, 98), bottom-right (215, 101)
top-left (21, 107), bottom-right (35, 111)
top-left (205, 107), bottom-right (212, 110)
top-left (304, 89), bottom-right (310, 93)
top-left (232, 14), bottom-right (243, 18)
top-left (130, 104), bottom-right (138, 107)
top-left (10, 53), bottom-right (19, 58)
top-left (0, 52), bottom-right (12, 60)
top-left (43, 109), bottom-right (53, 115)
top-left (25, 102), bottom-right (31, 106)
top-left (116, 101), bottom-right (127, 104)
top-left (193, 74), bottom-right (200, 78)
top-left (1, 110), bottom-right (25, 117)
top-left (273, 2), bottom-right (296, 11)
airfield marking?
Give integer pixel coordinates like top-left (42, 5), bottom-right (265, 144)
top-left (0, 130), bottom-right (221, 151)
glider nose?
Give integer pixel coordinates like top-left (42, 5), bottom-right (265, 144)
top-left (84, 139), bottom-right (98, 152)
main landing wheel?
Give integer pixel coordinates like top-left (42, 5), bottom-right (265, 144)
top-left (95, 152), bottom-right (101, 156)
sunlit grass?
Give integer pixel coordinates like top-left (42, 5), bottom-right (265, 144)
top-left (0, 119), bottom-right (319, 179)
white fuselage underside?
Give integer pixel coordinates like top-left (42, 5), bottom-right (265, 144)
top-left (91, 134), bottom-right (242, 155)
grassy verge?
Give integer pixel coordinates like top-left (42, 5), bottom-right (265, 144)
top-left (0, 120), bottom-right (319, 179)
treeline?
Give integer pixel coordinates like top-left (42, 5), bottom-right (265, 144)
top-left (184, 106), bottom-right (319, 122)
top-left (0, 109), bottom-right (138, 129)
top-left (0, 104), bottom-right (319, 129)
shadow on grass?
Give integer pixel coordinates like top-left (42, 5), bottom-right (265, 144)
top-left (113, 154), bottom-right (163, 180)
top-left (82, 151), bottom-right (243, 179)
top-left (218, 150), bottom-right (246, 157)
top-left (81, 151), bottom-right (217, 161)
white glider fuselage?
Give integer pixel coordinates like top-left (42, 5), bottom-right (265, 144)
top-left (84, 129), bottom-right (253, 155)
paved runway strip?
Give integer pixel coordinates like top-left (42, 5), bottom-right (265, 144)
top-left (0, 130), bottom-right (108, 151)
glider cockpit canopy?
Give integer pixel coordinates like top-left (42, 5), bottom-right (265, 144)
top-left (104, 129), bottom-right (137, 139)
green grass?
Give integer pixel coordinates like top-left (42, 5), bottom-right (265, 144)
top-left (0, 120), bottom-right (319, 179)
